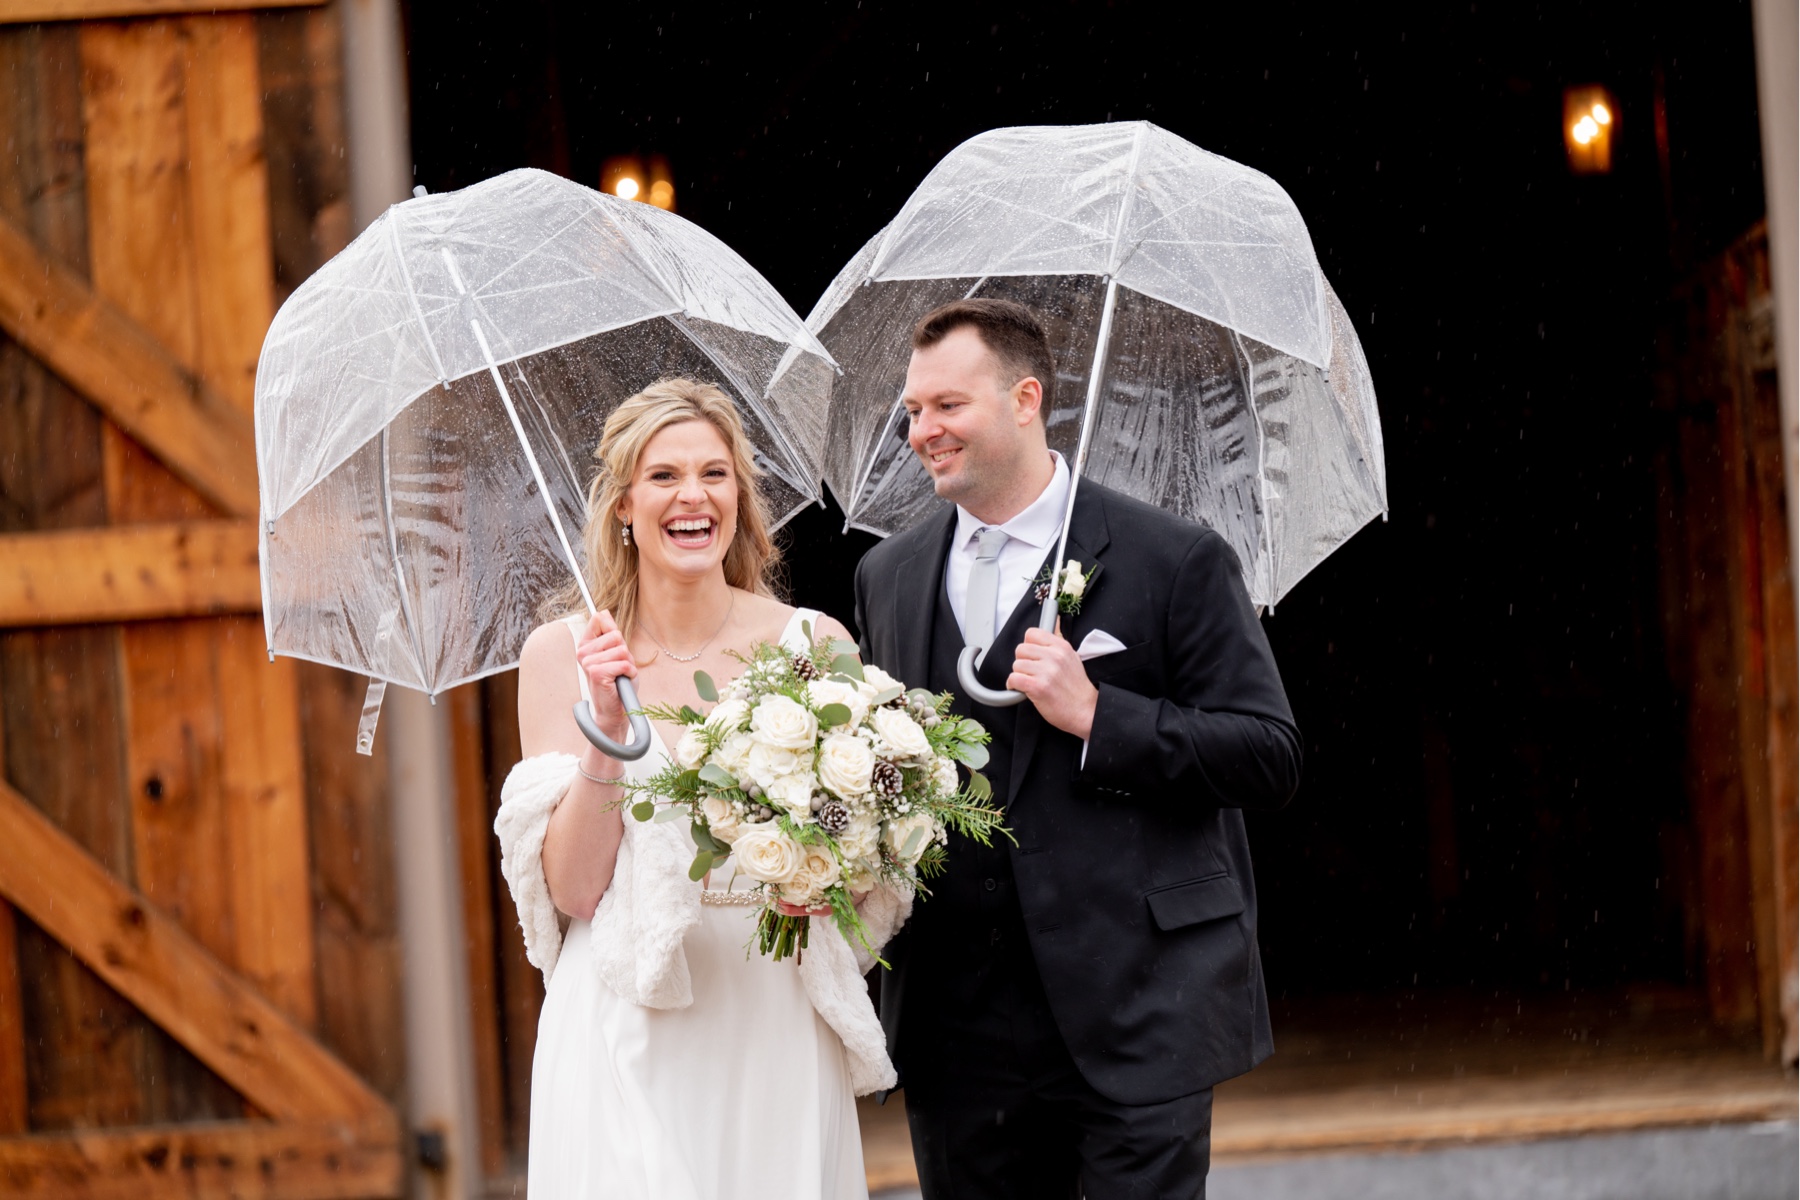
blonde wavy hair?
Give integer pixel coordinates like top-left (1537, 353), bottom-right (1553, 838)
top-left (542, 377), bottom-right (781, 636)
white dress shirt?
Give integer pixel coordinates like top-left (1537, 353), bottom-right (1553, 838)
top-left (946, 451), bottom-right (1071, 643)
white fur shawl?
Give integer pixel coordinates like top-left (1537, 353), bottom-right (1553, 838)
top-left (495, 751), bottom-right (909, 1095)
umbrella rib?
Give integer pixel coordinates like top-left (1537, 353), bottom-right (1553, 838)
top-left (1230, 328), bottom-right (1279, 607)
top-left (388, 212), bottom-right (451, 387)
top-left (668, 314), bottom-right (815, 501)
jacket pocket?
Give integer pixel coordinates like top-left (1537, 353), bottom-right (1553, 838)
top-left (1144, 873), bottom-right (1245, 931)
top-left (1084, 639), bottom-right (1153, 681)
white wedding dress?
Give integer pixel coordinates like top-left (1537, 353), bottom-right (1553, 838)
top-left (526, 608), bottom-right (868, 1199)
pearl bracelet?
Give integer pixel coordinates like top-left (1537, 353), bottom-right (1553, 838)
top-left (575, 762), bottom-right (625, 787)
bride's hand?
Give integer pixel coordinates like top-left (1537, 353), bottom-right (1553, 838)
top-left (577, 610), bottom-right (637, 740)
top-left (773, 899), bottom-right (833, 917)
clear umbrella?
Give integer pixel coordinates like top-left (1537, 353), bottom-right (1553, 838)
top-left (807, 121), bottom-right (1386, 704)
top-left (257, 167), bottom-right (835, 754)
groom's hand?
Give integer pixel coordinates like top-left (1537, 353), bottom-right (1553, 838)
top-left (1008, 627), bottom-right (1099, 740)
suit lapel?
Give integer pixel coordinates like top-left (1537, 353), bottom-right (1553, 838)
top-left (889, 508), bottom-right (954, 691)
top-left (1006, 489), bottom-right (1112, 805)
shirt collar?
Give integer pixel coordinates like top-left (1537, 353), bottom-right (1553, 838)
top-left (954, 451), bottom-right (1070, 553)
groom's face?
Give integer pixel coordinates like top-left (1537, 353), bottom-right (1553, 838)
top-left (902, 326), bottom-right (1043, 517)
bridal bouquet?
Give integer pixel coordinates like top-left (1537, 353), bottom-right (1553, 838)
top-left (624, 623), bottom-right (1005, 961)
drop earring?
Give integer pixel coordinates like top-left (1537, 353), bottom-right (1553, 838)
top-left (621, 520), bottom-right (632, 546)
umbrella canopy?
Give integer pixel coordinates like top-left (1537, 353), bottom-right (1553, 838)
top-left (257, 167), bottom-right (835, 708)
top-left (809, 121), bottom-right (1386, 609)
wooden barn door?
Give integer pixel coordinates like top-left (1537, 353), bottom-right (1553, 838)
top-left (0, 4), bottom-right (405, 1195)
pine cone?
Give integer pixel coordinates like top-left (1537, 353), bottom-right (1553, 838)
top-left (872, 760), bottom-right (905, 796)
top-left (817, 799), bottom-right (851, 834)
top-left (792, 654), bottom-right (819, 681)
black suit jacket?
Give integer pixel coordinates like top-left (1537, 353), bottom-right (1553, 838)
top-left (853, 481), bottom-right (1302, 1105)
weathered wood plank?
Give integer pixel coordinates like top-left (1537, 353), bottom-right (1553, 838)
top-left (482, 671), bottom-right (539, 1161)
top-left (449, 684), bottom-right (506, 1179)
top-left (0, 19), bottom-right (159, 1130)
top-left (82, 17), bottom-right (318, 1056)
top-left (0, 902), bottom-right (25, 1133)
top-left (0, 211), bottom-right (254, 517)
top-left (1, 0), bottom-right (322, 24)
top-left (0, 519), bottom-right (259, 626)
top-left (295, 654), bottom-right (406, 1109)
top-left (255, 5), bottom-right (347, 310)
top-left (0, 1118), bottom-right (401, 1200)
top-left (0, 779), bottom-right (396, 1127)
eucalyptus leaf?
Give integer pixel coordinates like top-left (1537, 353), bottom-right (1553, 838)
top-left (691, 823), bottom-right (728, 854)
top-left (906, 688), bottom-right (938, 706)
top-left (830, 654), bottom-right (864, 682)
top-left (630, 800), bottom-right (656, 822)
top-left (687, 850), bottom-right (714, 882)
top-left (870, 686), bottom-right (903, 706)
top-left (675, 769), bottom-right (702, 792)
top-left (960, 742), bottom-right (990, 770)
top-left (816, 702), bottom-right (852, 728)
top-left (694, 670), bottom-right (718, 703)
top-left (802, 619), bottom-right (815, 645)
top-left (652, 805), bottom-right (687, 824)
top-left (967, 771), bottom-right (992, 801)
top-left (698, 764), bottom-right (737, 788)
top-left (902, 827), bottom-right (925, 858)
top-left (830, 639), bottom-right (859, 657)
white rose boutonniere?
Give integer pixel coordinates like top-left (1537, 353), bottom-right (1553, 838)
top-left (1034, 557), bottom-right (1098, 616)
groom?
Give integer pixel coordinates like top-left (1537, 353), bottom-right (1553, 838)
top-left (853, 298), bottom-right (1302, 1198)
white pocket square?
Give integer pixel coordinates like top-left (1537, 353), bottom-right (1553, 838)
top-left (1075, 629), bottom-right (1128, 661)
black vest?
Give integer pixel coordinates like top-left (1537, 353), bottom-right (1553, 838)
top-left (900, 550), bottom-right (1053, 1023)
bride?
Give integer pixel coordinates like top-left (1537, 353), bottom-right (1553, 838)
top-left (495, 378), bottom-right (905, 1199)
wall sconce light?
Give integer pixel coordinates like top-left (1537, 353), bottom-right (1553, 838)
top-left (601, 155), bottom-right (676, 211)
top-left (1565, 86), bottom-right (1616, 174)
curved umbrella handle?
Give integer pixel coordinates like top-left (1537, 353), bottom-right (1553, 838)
top-left (572, 675), bottom-right (654, 761)
top-left (954, 593), bottom-right (1060, 709)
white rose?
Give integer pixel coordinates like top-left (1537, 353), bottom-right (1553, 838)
top-left (701, 794), bottom-right (744, 843)
top-left (749, 694), bottom-right (818, 750)
top-left (807, 678), bottom-right (870, 729)
top-left (870, 707), bottom-right (933, 762)
top-left (705, 698), bottom-right (750, 735)
top-left (816, 732), bottom-right (875, 798)
top-left (931, 754), bottom-right (961, 795)
top-left (745, 740), bottom-right (811, 791)
top-left (861, 663), bottom-right (902, 694)
top-left (1060, 559), bottom-right (1086, 600)
top-left (673, 727), bottom-right (708, 771)
top-left (714, 731), bottom-right (755, 776)
top-left (884, 812), bottom-right (937, 865)
top-left (778, 844), bottom-right (843, 906)
top-left (733, 823), bottom-right (804, 884)
top-left (766, 774), bottom-right (816, 822)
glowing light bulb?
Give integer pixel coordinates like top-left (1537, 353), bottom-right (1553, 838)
top-left (1591, 102), bottom-right (1611, 126)
top-left (1572, 115), bottom-right (1598, 145)
top-left (615, 177), bottom-right (640, 200)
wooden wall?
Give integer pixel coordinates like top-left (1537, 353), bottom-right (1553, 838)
top-left (0, 4), bottom-right (407, 1195)
top-left (1655, 220), bottom-right (1800, 1063)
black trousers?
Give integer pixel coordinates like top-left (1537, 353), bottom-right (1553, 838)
top-left (899, 934), bottom-right (1214, 1200)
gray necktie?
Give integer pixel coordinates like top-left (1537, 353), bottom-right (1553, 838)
top-left (965, 526), bottom-right (1009, 659)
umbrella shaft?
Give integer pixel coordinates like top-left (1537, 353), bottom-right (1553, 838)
top-left (1044, 275), bottom-right (1120, 630)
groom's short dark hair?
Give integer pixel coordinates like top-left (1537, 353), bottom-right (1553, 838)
top-left (912, 298), bottom-right (1055, 410)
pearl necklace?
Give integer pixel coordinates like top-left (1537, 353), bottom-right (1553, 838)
top-left (639, 594), bottom-right (735, 663)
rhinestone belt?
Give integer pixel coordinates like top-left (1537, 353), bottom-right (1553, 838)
top-left (699, 888), bottom-right (765, 907)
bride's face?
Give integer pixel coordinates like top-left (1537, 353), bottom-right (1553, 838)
top-left (617, 419), bottom-right (739, 584)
